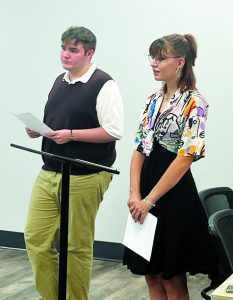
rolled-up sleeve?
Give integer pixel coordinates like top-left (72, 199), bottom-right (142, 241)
top-left (178, 95), bottom-right (208, 162)
top-left (96, 80), bottom-right (124, 139)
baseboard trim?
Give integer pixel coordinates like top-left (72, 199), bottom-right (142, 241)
top-left (0, 230), bottom-right (124, 261)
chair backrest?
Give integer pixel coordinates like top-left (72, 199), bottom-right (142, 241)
top-left (208, 209), bottom-right (233, 278)
top-left (199, 187), bottom-right (233, 219)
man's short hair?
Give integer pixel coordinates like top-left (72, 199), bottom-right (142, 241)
top-left (61, 26), bottom-right (96, 53)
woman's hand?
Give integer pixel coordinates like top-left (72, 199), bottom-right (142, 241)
top-left (25, 127), bottom-right (41, 138)
top-left (128, 151), bottom-right (147, 223)
top-left (46, 130), bottom-right (71, 144)
top-left (128, 194), bottom-right (151, 224)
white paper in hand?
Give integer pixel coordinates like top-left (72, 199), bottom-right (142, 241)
top-left (122, 213), bottom-right (157, 261)
top-left (13, 112), bottom-right (53, 136)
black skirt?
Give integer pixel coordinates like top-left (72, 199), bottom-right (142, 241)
top-left (123, 140), bottom-right (218, 280)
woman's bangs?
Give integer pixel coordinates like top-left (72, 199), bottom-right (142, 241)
top-left (149, 39), bottom-right (167, 59)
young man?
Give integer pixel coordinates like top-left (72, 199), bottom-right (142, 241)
top-left (25, 26), bottom-right (124, 300)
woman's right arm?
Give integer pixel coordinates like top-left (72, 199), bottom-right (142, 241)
top-left (128, 150), bottom-right (146, 207)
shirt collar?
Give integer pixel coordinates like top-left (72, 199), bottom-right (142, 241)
top-left (63, 63), bottom-right (97, 84)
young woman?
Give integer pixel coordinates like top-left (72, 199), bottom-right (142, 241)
top-left (123, 34), bottom-right (218, 300)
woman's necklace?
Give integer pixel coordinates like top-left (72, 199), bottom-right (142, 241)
top-left (164, 90), bottom-right (176, 101)
top-left (160, 90), bottom-right (176, 113)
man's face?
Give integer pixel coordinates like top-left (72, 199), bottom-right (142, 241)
top-left (60, 41), bottom-right (93, 73)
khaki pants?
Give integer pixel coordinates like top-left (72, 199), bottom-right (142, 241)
top-left (24, 169), bottom-right (112, 300)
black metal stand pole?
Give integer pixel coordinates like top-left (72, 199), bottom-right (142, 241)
top-left (10, 143), bottom-right (120, 300)
top-left (58, 161), bottom-right (71, 300)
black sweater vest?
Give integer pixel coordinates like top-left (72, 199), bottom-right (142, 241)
top-left (41, 68), bottom-right (116, 175)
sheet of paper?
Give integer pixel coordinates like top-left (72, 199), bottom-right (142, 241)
top-left (122, 212), bottom-right (157, 261)
top-left (13, 112), bottom-right (53, 136)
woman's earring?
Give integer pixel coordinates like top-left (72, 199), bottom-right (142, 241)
top-left (176, 66), bottom-right (181, 77)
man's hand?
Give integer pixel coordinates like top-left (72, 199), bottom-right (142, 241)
top-left (25, 127), bottom-right (41, 138)
top-left (46, 129), bottom-right (71, 144)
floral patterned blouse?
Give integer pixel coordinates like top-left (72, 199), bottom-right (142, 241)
top-left (134, 88), bottom-right (208, 161)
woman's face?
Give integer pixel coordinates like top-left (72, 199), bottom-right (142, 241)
top-left (148, 52), bottom-right (183, 84)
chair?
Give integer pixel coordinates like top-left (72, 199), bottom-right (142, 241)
top-left (201, 209), bottom-right (233, 299)
top-left (199, 187), bottom-right (233, 220)
top-left (209, 209), bottom-right (233, 278)
top-left (199, 187), bottom-right (233, 299)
